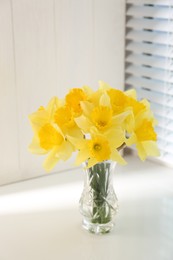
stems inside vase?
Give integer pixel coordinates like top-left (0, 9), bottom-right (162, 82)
top-left (79, 160), bottom-right (118, 234)
top-left (89, 163), bottom-right (112, 224)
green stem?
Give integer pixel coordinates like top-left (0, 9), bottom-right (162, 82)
top-left (89, 162), bottom-right (111, 224)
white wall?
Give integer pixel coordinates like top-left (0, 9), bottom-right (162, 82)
top-left (0, 0), bottom-right (125, 185)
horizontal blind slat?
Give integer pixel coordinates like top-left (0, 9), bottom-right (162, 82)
top-left (126, 42), bottom-right (173, 58)
top-left (127, 5), bottom-right (173, 19)
top-left (126, 30), bottom-right (172, 45)
top-left (156, 128), bottom-right (173, 143)
top-left (126, 18), bottom-right (173, 32)
top-left (125, 75), bottom-right (173, 96)
top-left (126, 64), bottom-right (173, 85)
top-left (127, 0), bottom-right (171, 5)
top-left (156, 116), bottom-right (173, 131)
top-left (136, 88), bottom-right (173, 108)
top-left (126, 53), bottom-right (167, 69)
top-left (151, 103), bottom-right (173, 120)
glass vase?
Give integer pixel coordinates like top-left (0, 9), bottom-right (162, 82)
top-left (79, 160), bottom-right (118, 234)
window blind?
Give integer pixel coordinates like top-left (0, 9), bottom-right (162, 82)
top-left (125, 0), bottom-right (173, 166)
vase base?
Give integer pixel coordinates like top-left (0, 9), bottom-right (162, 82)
top-left (82, 218), bottom-right (114, 234)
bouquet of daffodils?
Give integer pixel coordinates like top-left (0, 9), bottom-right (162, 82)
top-left (29, 81), bottom-right (159, 171)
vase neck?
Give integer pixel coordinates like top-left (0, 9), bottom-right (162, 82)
top-left (83, 161), bottom-right (116, 187)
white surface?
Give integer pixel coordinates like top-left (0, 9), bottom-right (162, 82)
top-left (0, 0), bottom-right (125, 184)
top-left (0, 156), bottom-right (173, 260)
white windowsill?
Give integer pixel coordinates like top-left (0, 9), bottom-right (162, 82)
top-left (0, 155), bottom-right (173, 260)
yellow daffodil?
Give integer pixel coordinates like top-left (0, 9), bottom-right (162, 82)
top-left (107, 88), bottom-right (128, 115)
top-left (54, 105), bottom-right (83, 138)
top-left (38, 123), bottom-right (64, 150)
top-left (87, 81), bottom-right (111, 106)
top-left (29, 123), bottom-right (74, 172)
top-left (75, 91), bottom-right (131, 136)
top-left (65, 88), bottom-right (87, 116)
top-left (123, 96), bottom-right (149, 134)
top-left (42, 140), bottom-right (74, 171)
top-left (126, 96), bottom-right (146, 117)
top-left (91, 106), bottom-right (113, 131)
top-left (126, 119), bottom-right (160, 161)
top-left (29, 97), bottom-right (60, 134)
top-left (138, 99), bottom-right (158, 126)
top-left (28, 82), bottom-right (159, 171)
top-left (68, 134), bottom-right (126, 168)
top-left (28, 97), bottom-right (74, 171)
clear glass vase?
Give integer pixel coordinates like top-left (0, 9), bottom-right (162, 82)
top-left (79, 160), bottom-right (118, 234)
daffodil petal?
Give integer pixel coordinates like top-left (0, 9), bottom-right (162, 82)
top-left (29, 110), bottom-right (49, 132)
top-left (140, 99), bottom-right (150, 109)
top-left (87, 157), bottom-right (98, 168)
top-left (47, 96), bottom-right (60, 121)
top-left (124, 112), bottom-right (135, 133)
top-left (58, 141), bottom-right (74, 161)
top-left (43, 147), bottom-right (60, 172)
top-left (67, 136), bottom-right (86, 150)
top-left (112, 110), bottom-right (132, 126)
top-left (99, 92), bottom-right (111, 107)
top-left (82, 85), bottom-right (94, 96)
top-left (80, 101), bottom-right (94, 116)
top-left (136, 142), bottom-right (147, 161)
top-left (76, 148), bottom-right (90, 165)
top-left (67, 126), bottom-right (83, 138)
top-left (98, 81), bottom-right (111, 90)
top-left (106, 128), bottom-right (125, 148)
top-left (89, 126), bottom-right (99, 135)
top-left (75, 115), bottom-right (92, 133)
top-left (28, 135), bottom-right (47, 154)
top-left (125, 88), bottom-right (137, 99)
top-left (111, 149), bottom-right (127, 165)
top-left (125, 134), bottom-right (136, 146)
top-left (142, 141), bottom-right (160, 157)
top-left (135, 107), bottom-right (157, 128)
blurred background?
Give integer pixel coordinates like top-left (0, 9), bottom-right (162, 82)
top-left (0, 0), bottom-right (125, 184)
top-left (0, 0), bottom-right (172, 185)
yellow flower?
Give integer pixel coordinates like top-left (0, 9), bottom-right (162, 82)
top-left (54, 105), bottom-right (83, 138)
top-left (126, 97), bottom-right (146, 117)
top-left (28, 82), bottom-right (159, 171)
top-left (68, 134), bottom-right (127, 168)
top-left (42, 139), bottom-right (74, 172)
top-left (54, 106), bottom-right (75, 129)
top-left (107, 88), bottom-right (128, 115)
top-left (91, 106), bottom-right (113, 131)
top-left (135, 120), bottom-right (157, 142)
top-left (123, 96), bottom-right (148, 134)
top-left (65, 88), bottom-right (87, 116)
top-left (88, 136), bottom-right (111, 162)
top-left (28, 97), bottom-right (74, 172)
top-left (126, 119), bottom-right (160, 161)
top-left (29, 97), bottom-right (60, 134)
top-left (138, 99), bottom-right (158, 126)
top-left (38, 124), bottom-right (64, 150)
top-left (29, 123), bottom-right (74, 172)
top-left (86, 81), bottom-right (111, 106)
top-left (75, 91), bottom-right (131, 137)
